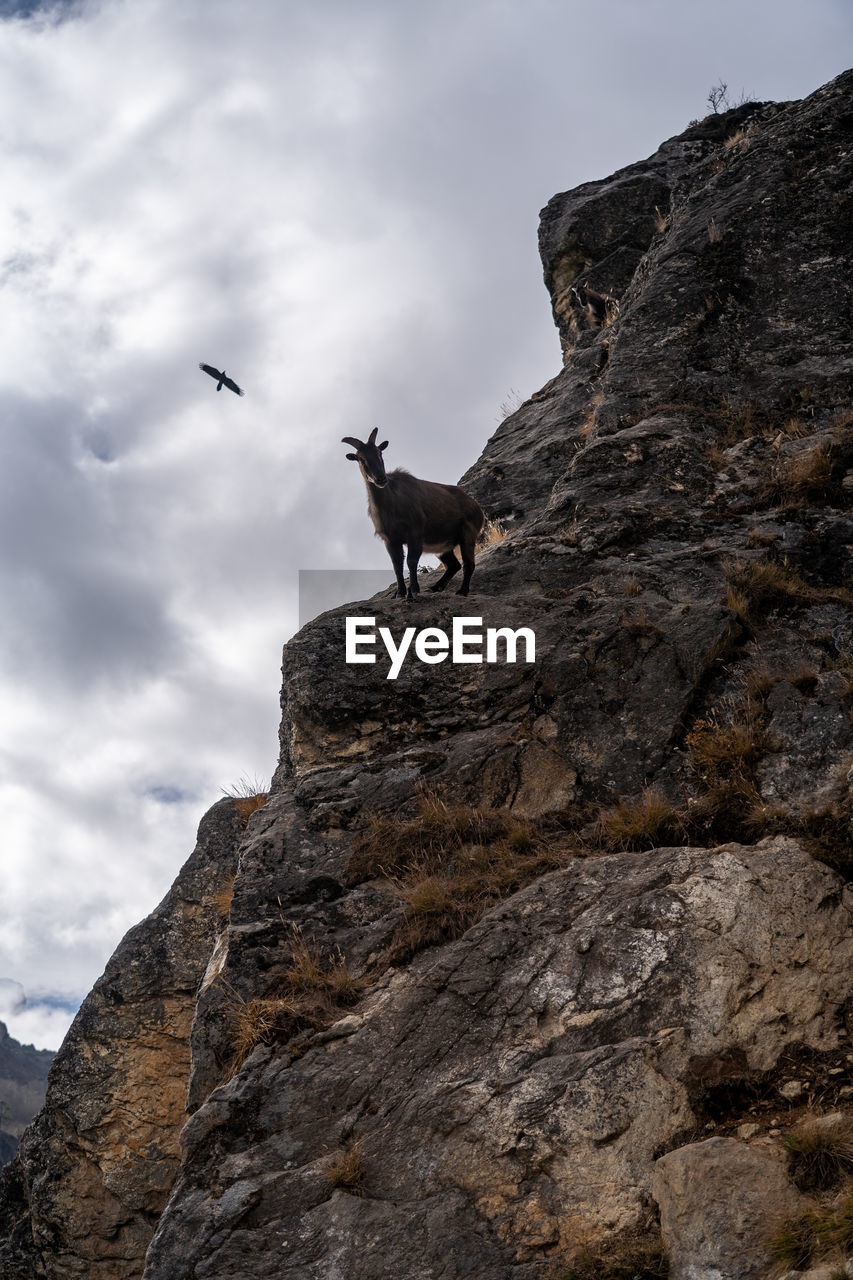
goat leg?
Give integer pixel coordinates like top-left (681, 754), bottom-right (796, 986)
top-left (387, 539), bottom-right (408, 599)
top-left (406, 541), bottom-right (422, 601)
top-left (456, 530), bottom-right (477, 596)
top-left (428, 550), bottom-right (461, 592)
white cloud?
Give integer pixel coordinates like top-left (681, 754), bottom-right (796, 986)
top-left (0, 0), bottom-right (849, 1050)
top-left (0, 978), bottom-right (75, 1051)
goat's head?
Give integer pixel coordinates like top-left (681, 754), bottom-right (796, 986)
top-left (342, 427), bottom-right (389, 487)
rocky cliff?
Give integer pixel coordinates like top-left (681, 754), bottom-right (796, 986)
top-left (1, 69), bottom-right (852, 1280)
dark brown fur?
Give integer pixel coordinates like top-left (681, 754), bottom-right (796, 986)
top-left (571, 281), bottom-right (618, 329)
top-left (342, 431), bottom-right (485, 601)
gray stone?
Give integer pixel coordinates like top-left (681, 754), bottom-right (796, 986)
top-left (653, 1136), bottom-right (806, 1280)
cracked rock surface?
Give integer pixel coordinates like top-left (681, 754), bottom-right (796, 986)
top-left (142, 839), bottom-right (851, 1279)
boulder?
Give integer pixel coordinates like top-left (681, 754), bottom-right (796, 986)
top-left (653, 1136), bottom-right (806, 1280)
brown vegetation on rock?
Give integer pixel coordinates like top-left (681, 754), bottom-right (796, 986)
top-left (348, 787), bottom-right (574, 962)
top-left (224, 927), bottom-right (362, 1070)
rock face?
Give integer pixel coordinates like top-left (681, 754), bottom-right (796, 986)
top-left (0, 1023), bottom-right (54, 1168)
top-left (2, 70), bottom-right (853, 1279)
top-left (141, 838), bottom-right (851, 1280)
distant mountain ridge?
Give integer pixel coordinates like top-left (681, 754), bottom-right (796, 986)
top-left (0, 1021), bottom-right (54, 1167)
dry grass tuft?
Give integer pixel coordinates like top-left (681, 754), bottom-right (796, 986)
top-left (782, 1117), bottom-right (853, 1192)
top-left (766, 444), bottom-right (833, 506)
top-left (723, 583), bottom-right (756, 630)
top-left (619, 608), bottom-right (664, 639)
top-left (779, 415), bottom-right (814, 439)
top-left (348, 788), bottom-right (571, 963)
top-left (746, 526), bottom-right (779, 548)
top-left (685, 690), bottom-right (773, 838)
top-left (222, 775), bottom-right (269, 825)
top-left (767, 1207), bottom-right (826, 1272)
top-left (600, 789), bottom-right (685, 852)
top-left (768, 1183), bottom-right (853, 1271)
top-left (281, 927), bottom-right (362, 1005)
top-left (560, 1235), bottom-right (668, 1280)
top-left (348, 788), bottom-right (526, 882)
top-left (712, 397), bottom-right (786, 445)
top-left (323, 1140), bottom-right (368, 1195)
top-left (579, 390), bottom-right (604, 439)
top-left (687, 698), bottom-right (769, 783)
top-left (796, 796), bottom-right (853, 881)
top-left (497, 388), bottom-right (524, 421)
top-left (725, 559), bottom-right (809, 623)
top-left (225, 928), bottom-right (362, 1071)
top-left (743, 668), bottom-right (778, 701)
top-left (227, 994), bottom-right (305, 1068)
top-left (725, 557), bottom-right (853, 621)
top-left (386, 836), bottom-right (566, 964)
top-left (764, 414), bottom-right (853, 510)
top-left (480, 517), bottom-right (508, 546)
top-left (789, 667), bottom-right (820, 693)
top-left (211, 872), bottom-right (237, 918)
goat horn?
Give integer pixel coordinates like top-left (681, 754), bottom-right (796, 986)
top-left (367, 427), bottom-right (378, 444)
top-left (341, 437), bottom-right (363, 448)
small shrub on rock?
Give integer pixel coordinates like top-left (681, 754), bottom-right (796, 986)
top-left (782, 1116), bottom-right (853, 1191)
top-left (768, 1182), bottom-right (853, 1271)
top-left (323, 1141), bottom-right (367, 1195)
top-left (599, 788), bottom-right (685, 851)
top-left (224, 928), bottom-right (362, 1070)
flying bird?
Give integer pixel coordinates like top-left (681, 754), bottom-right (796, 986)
top-left (199, 363), bottom-right (245, 396)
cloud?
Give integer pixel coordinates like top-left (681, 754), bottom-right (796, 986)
top-left (0, 979), bottom-right (76, 1051)
top-left (0, 0), bottom-right (849, 1051)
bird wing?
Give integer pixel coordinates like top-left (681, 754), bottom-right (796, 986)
top-left (199, 363), bottom-right (222, 379)
top-left (223, 376), bottom-right (245, 396)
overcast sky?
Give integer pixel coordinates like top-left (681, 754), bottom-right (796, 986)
top-left (0, 0), bottom-right (848, 1052)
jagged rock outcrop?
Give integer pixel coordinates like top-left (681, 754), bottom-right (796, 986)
top-left (2, 70), bottom-right (852, 1280)
top-left (0, 1023), bottom-right (53, 1169)
top-left (538, 99), bottom-right (783, 364)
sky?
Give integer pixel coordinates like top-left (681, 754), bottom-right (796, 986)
top-left (0, 0), bottom-right (848, 1052)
